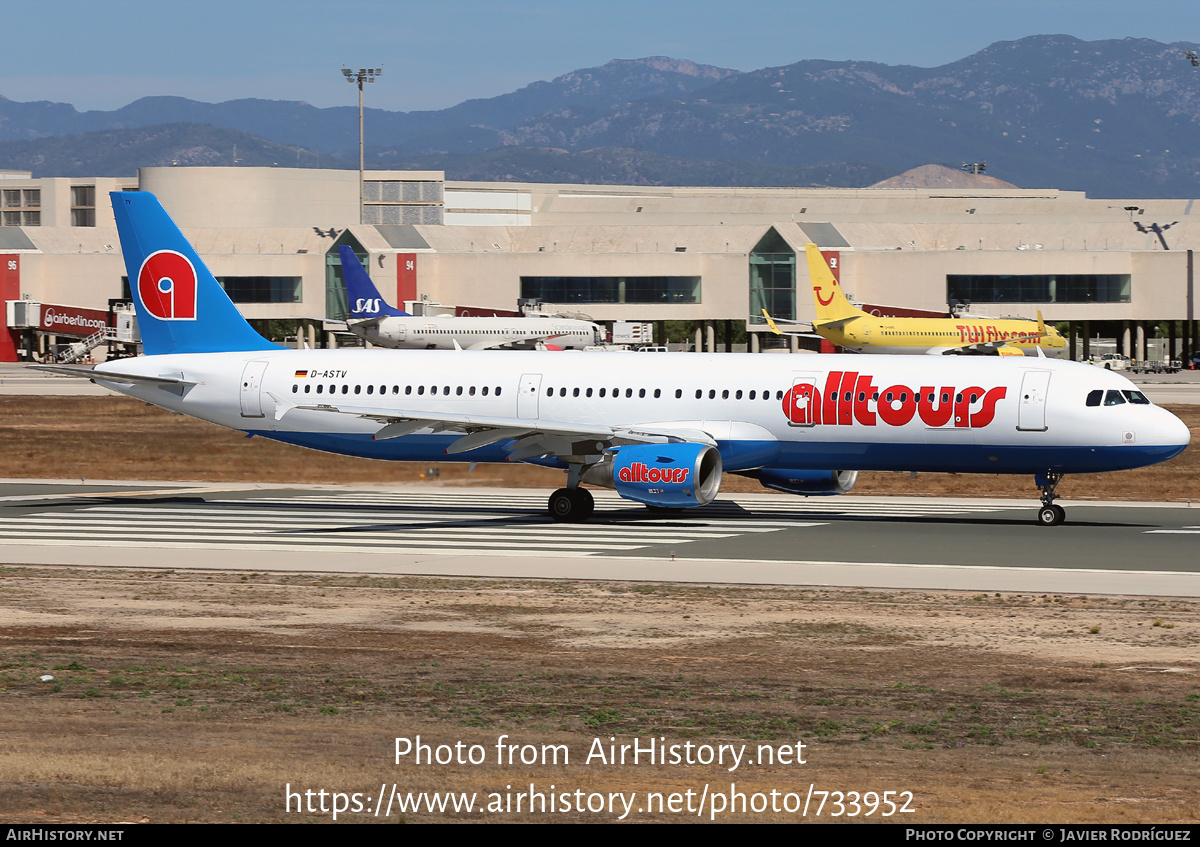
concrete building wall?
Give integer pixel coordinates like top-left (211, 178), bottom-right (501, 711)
top-left (140, 167), bottom-right (362, 228)
top-left (14, 249), bottom-right (127, 310)
top-left (415, 248), bottom-right (747, 321)
top-left (1, 177), bottom-right (135, 228)
top-left (5, 167), bottom-right (1200, 363)
top-left (838, 249), bottom-right (1150, 323)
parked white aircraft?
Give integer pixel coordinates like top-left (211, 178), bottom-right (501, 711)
top-left (338, 246), bottom-right (601, 350)
top-left (37, 193), bottom-right (1190, 526)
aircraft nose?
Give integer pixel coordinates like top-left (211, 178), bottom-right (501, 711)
top-left (1157, 407), bottom-right (1192, 450)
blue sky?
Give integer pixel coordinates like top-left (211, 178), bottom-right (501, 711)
top-left (3, 0), bottom-right (1199, 113)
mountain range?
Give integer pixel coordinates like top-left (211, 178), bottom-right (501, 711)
top-left (3, 36), bottom-right (1200, 197)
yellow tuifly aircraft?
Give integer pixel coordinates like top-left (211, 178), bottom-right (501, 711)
top-left (765, 244), bottom-right (1067, 356)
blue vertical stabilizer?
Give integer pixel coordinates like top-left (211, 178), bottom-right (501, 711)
top-left (111, 191), bottom-right (282, 356)
top-left (340, 245), bottom-right (409, 318)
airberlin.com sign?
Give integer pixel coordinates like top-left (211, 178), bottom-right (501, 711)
top-left (39, 305), bottom-right (111, 335)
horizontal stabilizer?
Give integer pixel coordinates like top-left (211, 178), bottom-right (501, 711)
top-left (29, 364), bottom-right (196, 387)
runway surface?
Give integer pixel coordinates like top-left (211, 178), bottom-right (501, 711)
top-left (2, 480), bottom-right (1197, 597)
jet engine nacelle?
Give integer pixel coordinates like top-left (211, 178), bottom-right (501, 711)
top-left (582, 443), bottom-right (723, 507)
top-left (756, 468), bottom-right (858, 496)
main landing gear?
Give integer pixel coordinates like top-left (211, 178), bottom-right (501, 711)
top-left (1035, 472), bottom-right (1066, 527)
top-left (549, 487), bottom-right (594, 523)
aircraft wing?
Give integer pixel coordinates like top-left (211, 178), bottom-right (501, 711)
top-left (759, 310), bottom-right (819, 336)
top-left (463, 338), bottom-right (529, 351)
top-left (929, 341), bottom-right (1025, 357)
top-left (932, 311), bottom-right (1053, 356)
top-left (464, 335), bottom-right (573, 351)
top-left (276, 396), bottom-right (717, 461)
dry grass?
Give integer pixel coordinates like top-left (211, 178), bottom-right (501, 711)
top-left (1, 397), bottom-right (1198, 823)
top-left (1, 396), bottom-right (1196, 501)
top-left (1, 570), bottom-right (1198, 823)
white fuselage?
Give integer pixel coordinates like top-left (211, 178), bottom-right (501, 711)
top-left (347, 316), bottom-right (602, 350)
top-left (94, 350), bottom-right (1189, 477)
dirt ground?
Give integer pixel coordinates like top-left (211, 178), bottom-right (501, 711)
top-left (1, 395), bottom-right (1198, 824)
top-left (1, 570), bottom-right (1198, 824)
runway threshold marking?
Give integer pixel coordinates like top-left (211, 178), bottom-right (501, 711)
top-left (0, 490), bottom-right (1011, 558)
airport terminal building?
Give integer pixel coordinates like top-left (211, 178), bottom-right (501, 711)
top-left (1, 165), bottom-right (1197, 363)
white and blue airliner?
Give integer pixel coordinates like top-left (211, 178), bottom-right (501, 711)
top-left (38, 193), bottom-right (1191, 527)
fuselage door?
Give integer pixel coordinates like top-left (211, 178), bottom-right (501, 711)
top-left (1016, 369), bottom-right (1051, 432)
top-left (784, 375), bottom-right (820, 427)
top-left (239, 360), bottom-right (270, 418)
top-left (518, 373), bottom-right (542, 419)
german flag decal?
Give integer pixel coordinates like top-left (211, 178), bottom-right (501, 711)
top-left (294, 369), bottom-right (308, 378)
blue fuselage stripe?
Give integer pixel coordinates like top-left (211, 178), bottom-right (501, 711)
top-left (254, 431), bottom-right (1184, 475)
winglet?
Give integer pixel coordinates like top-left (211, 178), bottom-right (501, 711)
top-left (761, 309), bottom-right (783, 336)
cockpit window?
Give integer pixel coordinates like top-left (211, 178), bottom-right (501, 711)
top-left (1122, 390), bottom-right (1151, 405)
top-left (1104, 390), bottom-right (1126, 406)
top-left (1086, 390), bottom-right (1102, 407)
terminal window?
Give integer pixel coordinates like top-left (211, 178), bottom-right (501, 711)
top-left (71, 186), bottom-right (96, 227)
top-left (947, 274), bottom-right (1131, 304)
top-left (121, 277), bottom-right (302, 304)
top-left (1, 188), bottom-right (40, 226)
top-left (217, 276), bottom-right (302, 303)
top-left (520, 276), bottom-right (701, 304)
top-left (749, 230), bottom-right (797, 323)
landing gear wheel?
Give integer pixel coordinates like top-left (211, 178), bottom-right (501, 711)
top-left (549, 487), bottom-right (594, 523)
top-left (1037, 504), bottom-right (1066, 527)
top-left (1034, 472), bottom-right (1066, 527)
top-left (572, 488), bottom-right (594, 521)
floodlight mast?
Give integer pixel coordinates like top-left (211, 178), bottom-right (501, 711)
top-left (342, 66), bottom-right (382, 225)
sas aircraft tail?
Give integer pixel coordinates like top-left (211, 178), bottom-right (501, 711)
top-left (111, 192), bottom-right (281, 356)
top-left (806, 243), bottom-right (863, 324)
top-left (340, 245), bottom-right (409, 318)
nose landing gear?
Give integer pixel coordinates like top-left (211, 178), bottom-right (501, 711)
top-left (1035, 472), bottom-right (1066, 526)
